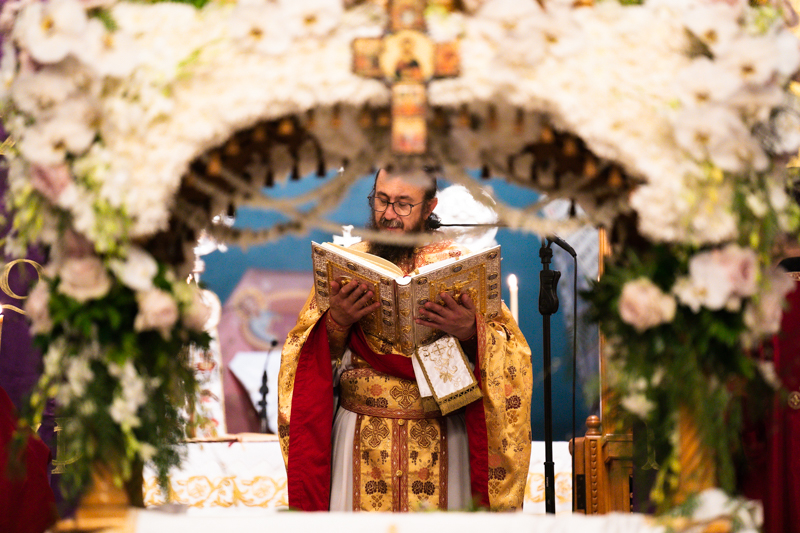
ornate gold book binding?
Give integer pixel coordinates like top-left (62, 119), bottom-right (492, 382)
top-left (312, 243), bottom-right (502, 355)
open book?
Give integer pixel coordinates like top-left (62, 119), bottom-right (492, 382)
top-left (311, 242), bottom-right (502, 355)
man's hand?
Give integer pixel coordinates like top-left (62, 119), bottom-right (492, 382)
top-left (416, 292), bottom-right (477, 342)
top-left (329, 280), bottom-right (381, 328)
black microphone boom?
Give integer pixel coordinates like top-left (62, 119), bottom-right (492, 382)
top-left (547, 235), bottom-right (577, 258)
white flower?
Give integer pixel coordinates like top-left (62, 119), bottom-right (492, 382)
top-left (227, 3), bottom-right (297, 56)
top-left (745, 192), bottom-right (768, 217)
top-left (756, 360), bottom-right (781, 390)
top-left (18, 97), bottom-right (98, 165)
top-left (58, 255), bottom-right (112, 302)
top-left (675, 244), bottom-right (758, 312)
top-left (620, 393), bottom-right (655, 419)
top-left (134, 288), bottom-right (179, 335)
top-left (282, 0), bottom-right (342, 38)
top-left (109, 246), bottom-right (158, 292)
top-left (42, 340), bottom-right (65, 379)
top-left (673, 57), bottom-right (741, 108)
top-left (682, 3), bottom-right (742, 56)
top-left (13, 0), bottom-right (89, 64)
top-left (10, 60), bottom-right (81, 117)
top-left (743, 267), bottom-right (795, 342)
top-left (0, 39), bottom-right (17, 101)
top-left (108, 360), bottom-right (148, 429)
top-left (24, 281), bottom-right (53, 335)
top-left (74, 18), bottom-right (140, 78)
top-left (139, 443), bottom-right (157, 462)
top-left (672, 276), bottom-right (705, 313)
top-left (66, 355), bottom-right (93, 397)
top-left (718, 35), bottom-right (781, 86)
top-left (774, 28), bottom-right (800, 78)
top-left (181, 286), bottom-right (212, 332)
top-left (618, 277), bottom-right (677, 332)
top-left (673, 105), bottom-right (767, 173)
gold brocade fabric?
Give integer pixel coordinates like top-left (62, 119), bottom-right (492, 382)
top-left (342, 368), bottom-right (447, 511)
top-left (278, 240), bottom-right (533, 511)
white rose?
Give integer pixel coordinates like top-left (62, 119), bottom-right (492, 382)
top-left (620, 393), bottom-right (655, 419)
top-left (619, 277), bottom-right (677, 332)
top-left (134, 288), bottom-right (179, 335)
top-left (24, 281), bottom-right (53, 335)
top-left (182, 287), bottom-right (212, 332)
top-left (58, 256), bottom-right (111, 302)
top-left (743, 268), bottom-right (795, 341)
top-left (109, 246), bottom-right (158, 292)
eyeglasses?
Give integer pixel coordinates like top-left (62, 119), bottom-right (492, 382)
top-left (368, 195), bottom-right (423, 217)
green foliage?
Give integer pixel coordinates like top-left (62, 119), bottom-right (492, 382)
top-left (136, 0), bottom-right (211, 9)
top-left (582, 242), bottom-right (772, 510)
top-left (23, 267), bottom-right (210, 500)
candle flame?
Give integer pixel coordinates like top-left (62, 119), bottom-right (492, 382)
top-left (507, 274), bottom-right (518, 290)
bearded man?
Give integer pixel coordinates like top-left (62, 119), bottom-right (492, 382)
top-left (278, 169), bottom-right (532, 512)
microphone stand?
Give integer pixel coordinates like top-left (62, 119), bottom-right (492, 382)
top-left (258, 340), bottom-right (279, 433)
top-left (539, 241), bottom-right (560, 515)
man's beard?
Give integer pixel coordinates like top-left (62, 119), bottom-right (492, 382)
top-left (367, 214), bottom-right (427, 264)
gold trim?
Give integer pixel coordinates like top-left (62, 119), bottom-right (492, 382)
top-left (439, 420), bottom-right (448, 509)
top-left (789, 390), bottom-right (800, 410)
top-left (353, 413), bottom-right (363, 511)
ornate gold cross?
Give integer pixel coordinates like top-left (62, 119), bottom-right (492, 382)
top-left (352, 0), bottom-right (460, 154)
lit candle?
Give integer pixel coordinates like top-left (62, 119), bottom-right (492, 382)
top-left (507, 274), bottom-right (519, 324)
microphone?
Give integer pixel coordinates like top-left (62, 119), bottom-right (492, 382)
top-left (547, 235), bottom-right (577, 258)
top-left (258, 339), bottom-right (279, 433)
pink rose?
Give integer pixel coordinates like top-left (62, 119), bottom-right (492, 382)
top-left (619, 278), bottom-right (677, 332)
top-left (58, 256), bottom-right (111, 302)
top-left (721, 244), bottom-right (758, 298)
top-left (30, 163), bottom-right (74, 204)
top-left (685, 244), bottom-right (757, 311)
top-left (134, 289), bottom-right (179, 336)
top-left (24, 281), bottom-right (53, 334)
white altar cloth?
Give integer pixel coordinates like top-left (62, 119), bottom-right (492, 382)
top-left (144, 436), bottom-right (574, 514)
top-left (131, 509), bottom-right (662, 533)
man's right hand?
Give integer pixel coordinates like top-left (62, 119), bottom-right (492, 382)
top-left (328, 280), bottom-right (381, 328)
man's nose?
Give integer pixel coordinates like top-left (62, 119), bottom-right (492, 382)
top-left (383, 203), bottom-right (400, 219)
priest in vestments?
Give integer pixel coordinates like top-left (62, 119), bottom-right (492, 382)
top-left (278, 169), bottom-right (532, 512)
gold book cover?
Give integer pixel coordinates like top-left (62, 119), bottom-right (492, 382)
top-left (311, 242), bottom-right (503, 355)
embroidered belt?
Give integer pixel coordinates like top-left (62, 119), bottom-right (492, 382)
top-left (340, 368), bottom-right (442, 419)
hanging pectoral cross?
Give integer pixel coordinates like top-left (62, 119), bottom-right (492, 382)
top-left (352, 0), bottom-right (461, 154)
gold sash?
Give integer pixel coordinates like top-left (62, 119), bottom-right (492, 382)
top-left (340, 368), bottom-right (442, 419)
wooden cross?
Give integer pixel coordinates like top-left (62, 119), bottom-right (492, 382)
top-left (352, 0), bottom-right (461, 154)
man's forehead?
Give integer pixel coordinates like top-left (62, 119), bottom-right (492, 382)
top-left (375, 171), bottom-right (432, 194)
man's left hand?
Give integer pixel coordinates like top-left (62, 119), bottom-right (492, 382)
top-left (416, 292), bottom-right (477, 342)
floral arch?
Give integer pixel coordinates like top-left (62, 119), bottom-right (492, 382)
top-left (3, 0), bottom-right (800, 512)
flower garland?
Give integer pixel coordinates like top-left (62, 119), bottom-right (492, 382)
top-left (1, 0), bottom-right (800, 508)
